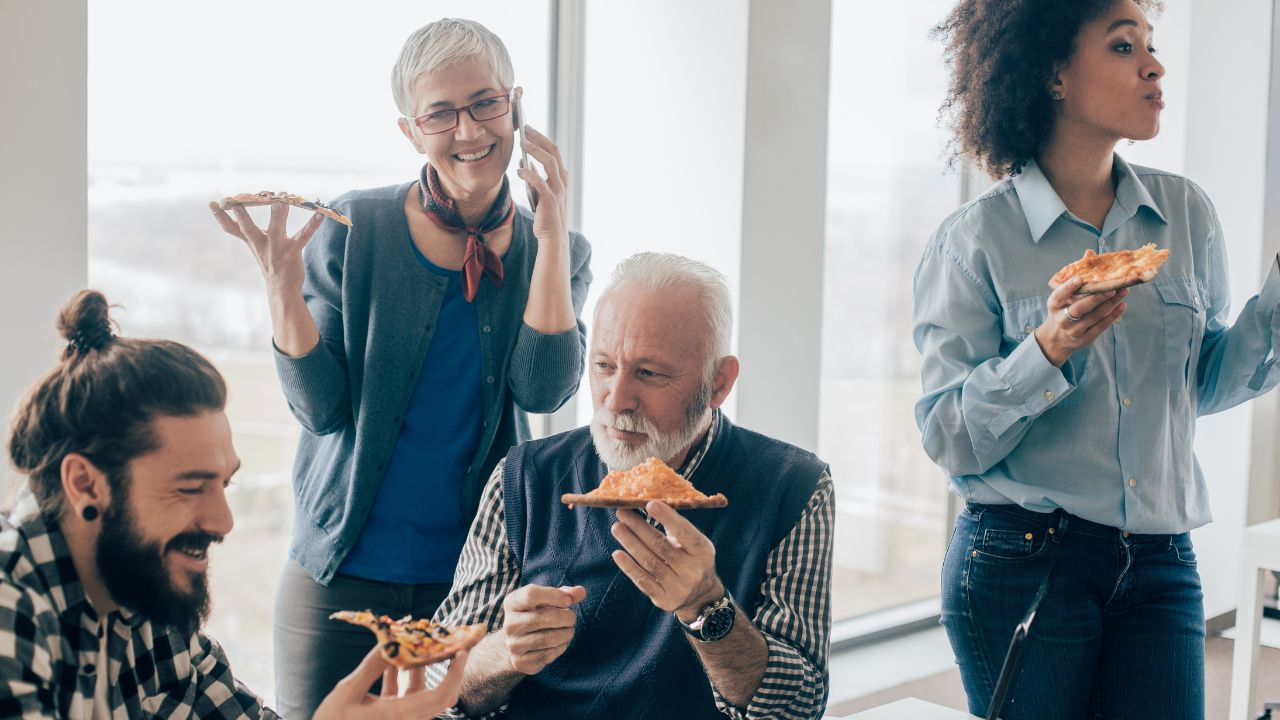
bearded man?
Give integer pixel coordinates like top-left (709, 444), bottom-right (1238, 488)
top-left (429, 253), bottom-right (835, 720)
top-left (0, 290), bottom-right (467, 718)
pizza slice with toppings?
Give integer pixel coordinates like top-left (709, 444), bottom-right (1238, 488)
top-left (561, 457), bottom-right (728, 510)
top-left (1048, 243), bottom-right (1171, 293)
top-left (219, 191), bottom-right (352, 227)
top-left (330, 610), bottom-right (484, 669)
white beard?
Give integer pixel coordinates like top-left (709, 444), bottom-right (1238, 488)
top-left (589, 382), bottom-right (712, 473)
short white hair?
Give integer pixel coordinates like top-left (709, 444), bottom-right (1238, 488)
top-left (391, 18), bottom-right (515, 117)
top-left (602, 253), bottom-right (734, 373)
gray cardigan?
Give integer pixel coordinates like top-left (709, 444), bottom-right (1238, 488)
top-left (274, 180), bottom-right (591, 584)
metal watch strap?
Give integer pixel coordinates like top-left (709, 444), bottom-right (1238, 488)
top-left (679, 589), bottom-right (735, 641)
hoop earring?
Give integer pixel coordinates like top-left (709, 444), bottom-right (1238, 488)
top-left (81, 505), bottom-right (100, 522)
top-left (1050, 91), bottom-right (1064, 101)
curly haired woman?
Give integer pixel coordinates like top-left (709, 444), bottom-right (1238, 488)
top-left (913, 1), bottom-right (1280, 717)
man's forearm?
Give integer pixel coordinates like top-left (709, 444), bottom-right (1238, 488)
top-left (457, 632), bottom-right (526, 717)
top-left (688, 607), bottom-right (768, 709)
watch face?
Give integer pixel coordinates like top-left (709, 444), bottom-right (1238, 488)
top-left (701, 606), bottom-right (735, 641)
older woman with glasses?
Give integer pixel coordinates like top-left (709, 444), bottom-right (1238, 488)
top-left (209, 18), bottom-right (590, 719)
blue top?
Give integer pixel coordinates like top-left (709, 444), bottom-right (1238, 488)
top-left (274, 180), bottom-right (592, 584)
top-left (338, 245), bottom-right (482, 583)
top-left (913, 155), bottom-right (1280, 534)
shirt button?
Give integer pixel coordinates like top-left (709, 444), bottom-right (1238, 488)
top-left (1044, 391), bottom-right (1055, 401)
top-left (1024, 323), bottom-right (1034, 334)
top-left (483, 325), bottom-right (492, 333)
top-left (1122, 397), bottom-right (1132, 408)
top-left (1023, 532), bottom-right (1033, 541)
top-left (1128, 477), bottom-right (1137, 488)
top-left (486, 376), bottom-right (495, 384)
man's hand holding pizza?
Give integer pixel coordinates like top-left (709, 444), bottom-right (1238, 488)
top-left (610, 501), bottom-right (724, 621)
top-left (610, 500), bottom-right (768, 709)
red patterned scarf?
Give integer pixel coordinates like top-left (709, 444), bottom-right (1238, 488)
top-left (417, 163), bottom-right (513, 301)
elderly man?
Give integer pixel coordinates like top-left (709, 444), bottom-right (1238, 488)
top-left (0, 291), bottom-right (466, 718)
top-left (431, 253), bottom-right (834, 719)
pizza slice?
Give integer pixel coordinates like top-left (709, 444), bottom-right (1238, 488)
top-left (219, 191), bottom-right (352, 227)
top-left (1048, 243), bottom-right (1171, 294)
top-left (329, 610), bottom-right (485, 669)
top-left (561, 457), bottom-right (728, 510)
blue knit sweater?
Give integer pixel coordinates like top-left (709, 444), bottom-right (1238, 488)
top-left (273, 180), bottom-right (592, 584)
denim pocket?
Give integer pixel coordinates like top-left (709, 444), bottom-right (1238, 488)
top-left (974, 528), bottom-right (1050, 562)
top-left (1169, 533), bottom-right (1198, 567)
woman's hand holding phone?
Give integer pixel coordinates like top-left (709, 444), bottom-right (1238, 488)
top-left (516, 124), bottom-right (571, 249)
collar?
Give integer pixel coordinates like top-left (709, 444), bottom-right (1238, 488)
top-left (1013, 155), bottom-right (1168, 243)
top-left (677, 409), bottom-right (721, 480)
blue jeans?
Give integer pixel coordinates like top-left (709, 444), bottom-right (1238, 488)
top-left (941, 502), bottom-right (1205, 719)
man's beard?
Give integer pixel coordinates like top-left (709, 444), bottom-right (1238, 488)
top-left (96, 485), bottom-right (221, 635)
top-left (590, 380), bottom-right (712, 472)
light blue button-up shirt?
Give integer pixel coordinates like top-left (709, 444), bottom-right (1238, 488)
top-left (913, 155), bottom-right (1280, 533)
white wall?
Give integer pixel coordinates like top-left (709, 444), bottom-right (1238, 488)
top-left (1182, 0), bottom-right (1277, 619)
top-left (735, 0), bottom-right (831, 451)
top-left (0, 0), bottom-right (88, 502)
top-left (575, 0), bottom-right (749, 424)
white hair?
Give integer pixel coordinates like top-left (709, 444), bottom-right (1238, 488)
top-left (391, 18), bottom-right (516, 117)
top-left (602, 253), bottom-right (734, 374)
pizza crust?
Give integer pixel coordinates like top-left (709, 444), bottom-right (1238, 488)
top-left (330, 610), bottom-right (485, 669)
top-left (1048, 244), bottom-right (1170, 294)
top-left (560, 492), bottom-right (729, 510)
top-left (219, 191), bottom-right (352, 227)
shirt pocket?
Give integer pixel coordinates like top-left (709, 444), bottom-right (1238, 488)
top-left (1000, 296), bottom-right (1087, 406)
top-left (1153, 277), bottom-right (1207, 389)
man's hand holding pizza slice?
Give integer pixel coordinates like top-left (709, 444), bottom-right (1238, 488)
top-left (610, 500), bottom-right (725, 622)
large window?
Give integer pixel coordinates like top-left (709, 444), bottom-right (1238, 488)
top-left (88, 1), bottom-right (551, 698)
top-left (574, 0), bottom-right (749, 423)
top-left (819, 1), bottom-right (964, 623)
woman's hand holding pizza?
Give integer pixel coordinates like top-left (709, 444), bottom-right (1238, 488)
top-left (1034, 276), bottom-right (1128, 367)
top-left (610, 501), bottom-right (725, 623)
top-left (210, 200), bottom-right (324, 299)
top-left (498, 584), bottom-right (587, 676)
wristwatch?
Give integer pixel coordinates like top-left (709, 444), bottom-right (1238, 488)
top-left (678, 589), bottom-right (736, 642)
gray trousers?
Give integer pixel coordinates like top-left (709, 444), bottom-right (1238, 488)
top-left (272, 559), bottom-right (451, 719)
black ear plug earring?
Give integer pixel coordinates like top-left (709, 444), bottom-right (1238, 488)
top-left (82, 505), bottom-right (100, 522)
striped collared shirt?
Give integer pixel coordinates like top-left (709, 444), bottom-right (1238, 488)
top-left (430, 413), bottom-right (835, 719)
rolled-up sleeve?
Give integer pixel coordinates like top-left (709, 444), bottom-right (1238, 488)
top-left (913, 240), bottom-right (1074, 477)
top-left (713, 477), bottom-right (834, 720)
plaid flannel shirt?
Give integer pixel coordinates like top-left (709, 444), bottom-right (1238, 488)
top-left (0, 498), bottom-right (277, 720)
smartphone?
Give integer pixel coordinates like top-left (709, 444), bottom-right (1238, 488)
top-left (512, 87), bottom-right (539, 210)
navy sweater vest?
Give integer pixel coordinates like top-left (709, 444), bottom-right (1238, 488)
top-left (501, 414), bottom-right (827, 719)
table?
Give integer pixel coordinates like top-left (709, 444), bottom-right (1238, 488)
top-left (830, 697), bottom-right (980, 719)
top-left (1229, 517), bottom-right (1280, 720)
